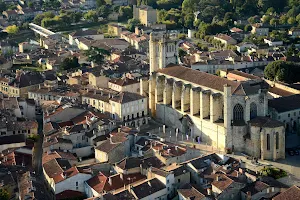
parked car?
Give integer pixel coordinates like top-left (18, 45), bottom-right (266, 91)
top-left (286, 148), bottom-right (295, 156)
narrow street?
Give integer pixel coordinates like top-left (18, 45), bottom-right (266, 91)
top-left (33, 114), bottom-right (54, 200)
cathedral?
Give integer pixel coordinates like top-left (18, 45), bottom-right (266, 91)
top-left (142, 32), bottom-right (285, 160)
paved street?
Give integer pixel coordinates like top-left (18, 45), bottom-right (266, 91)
top-left (141, 120), bottom-right (300, 186)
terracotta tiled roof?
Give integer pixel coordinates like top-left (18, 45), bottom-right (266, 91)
top-left (86, 172), bottom-right (146, 193)
top-left (211, 174), bottom-right (234, 191)
top-left (157, 66), bottom-right (239, 93)
top-left (177, 183), bottom-right (206, 200)
top-left (273, 185), bottom-right (300, 200)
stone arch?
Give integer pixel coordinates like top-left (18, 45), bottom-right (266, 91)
top-left (250, 102), bottom-right (257, 119)
top-left (233, 104), bottom-right (244, 121)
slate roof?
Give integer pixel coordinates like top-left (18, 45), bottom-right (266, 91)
top-left (56, 190), bottom-right (85, 200)
top-left (0, 135), bottom-right (25, 145)
top-left (117, 157), bottom-right (142, 170)
top-left (269, 94), bottom-right (300, 113)
top-left (110, 92), bottom-right (145, 103)
top-left (248, 117), bottom-right (284, 128)
top-left (141, 156), bottom-right (166, 169)
top-left (109, 77), bottom-right (139, 86)
top-left (132, 178), bottom-right (166, 199)
top-left (157, 65), bottom-right (239, 93)
top-left (70, 29), bottom-right (98, 37)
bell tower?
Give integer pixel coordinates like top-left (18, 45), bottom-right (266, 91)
top-left (149, 32), bottom-right (178, 73)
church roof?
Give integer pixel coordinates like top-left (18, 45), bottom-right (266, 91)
top-left (232, 81), bottom-right (265, 96)
top-left (157, 66), bottom-right (239, 93)
top-left (248, 117), bottom-right (284, 128)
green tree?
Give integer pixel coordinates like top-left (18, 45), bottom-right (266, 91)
top-left (84, 10), bottom-right (98, 22)
top-left (288, 17), bottom-right (296, 24)
top-left (244, 24), bottom-right (252, 32)
top-left (287, 44), bottom-right (297, 56)
top-left (0, 188), bottom-right (9, 200)
top-left (184, 13), bottom-right (194, 29)
top-left (118, 6), bottom-right (132, 21)
top-left (6, 25), bottom-right (19, 34)
top-left (262, 15), bottom-right (271, 24)
top-left (0, 1), bottom-right (7, 13)
top-left (296, 14), bottom-right (300, 24)
top-left (85, 47), bottom-right (110, 65)
top-left (264, 60), bottom-right (300, 83)
top-left (61, 57), bottom-right (80, 70)
top-left (270, 18), bottom-right (279, 26)
top-left (97, 5), bottom-right (110, 17)
top-left (27, 1), bottom-right (34, 8)
top-left (126, 18), bottom-right (140, 32)
top-left (279, 15), bottom-right (288, 24)
top-left (96, 0), bottom-right (106, 7)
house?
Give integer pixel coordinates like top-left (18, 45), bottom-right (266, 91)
top-left (0, 146), bottom-right (33, 168)
top-left (82, 90), bottom-right (148, 126)
top-left (214, 34), bottom-right (237, 46)
top-left (130, 178), bottom-right (168, 200)
top-left (230, 27), bottom-right (243, 33)
top-left (133, 5), bottom-right (157, 27)
top-left (18, 171), bottom-right (46, 200)
top-left (43, 158), bottom-right (92, 194)
top-left (236, 42), bottom-right (257, 53)
top-left (240, 177), bottom-right (288, 200)
top-left (226, 70), bottom-right (261, 82)
top-left (264, 38), bottom-right (283, 47)
top-left (163, 164), bottom-right (191, 192)
top-left (273, 185), bottom-right (300, 200)
top-left (69, 30), bottom-right (104, 45)
top-left (0, 41), bottom-right (18, 55)
top-left (288, 28), bottom-right (300, 37)
top-left (2, 10), bottom-right (19, 21)
top-left (251, 23), bottom-right (269, 36)
top-left (114, 157), bottom-right (142, 175)
top-left (177, 183), bottom-right (207, 200)
top-left (88, 71), bottom-right (110, 88)
top-left (268, 94), bottom-right (300, 135)
top-left (84, 172), bottom-right (146, 197)
top-left (0, 71), bottom-right (45, 98)
top-left (95, 132), bottom-right (129, 163)
top-left (107, 24), bottom-right (124, 37)
top-left (108, 77), bottom-right (140, 93)
top-left (0, 56), bottom-right (12, 69)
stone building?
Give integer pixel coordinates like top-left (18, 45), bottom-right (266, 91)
top-left (145, 33), bottom-right (285, 160)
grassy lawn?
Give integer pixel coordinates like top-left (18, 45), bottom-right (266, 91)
top-left (11, 65), bottom-right (45, 72)
top-left (53, 21), bottom-right (109, 33)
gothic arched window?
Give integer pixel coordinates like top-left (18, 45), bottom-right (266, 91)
top-left (250, 102), bottom-right (257, 119)
top-left (233, 104), bottom-right (244, 121)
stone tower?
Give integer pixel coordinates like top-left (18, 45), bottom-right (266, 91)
top-left (149, 32), bottom-right (178, 73)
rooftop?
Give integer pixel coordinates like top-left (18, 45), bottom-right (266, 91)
top-left (269, 94), bottom-right (300, 113)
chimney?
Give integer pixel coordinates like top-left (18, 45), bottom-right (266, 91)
top-left (94, 90), bottom-right (96, 95)
top-left (246, 191), bottom-right (251, 200)
top-left (120, 173), bottom-right (123, 180)
top-left (239, 168), bottom-right (244, 174)
top-left (167, 149), bottom-right (171, 154)
top-left (108, 177), bottom-right (112, 186)
top-left (207, 188), bottom-right (211, 196)
top-left (118, 127), bottom-right (121, 132)
top-left (216, 175), bottom-right (220, 181)
top-left (175, 146), bottom-right (178, 151)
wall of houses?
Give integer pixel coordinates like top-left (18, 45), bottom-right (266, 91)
top-left (55, 173), bottom-right (92, 194)
top-left (0, 142), bottom-right (26, 152)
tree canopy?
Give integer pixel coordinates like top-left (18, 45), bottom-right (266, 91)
top-left (61, 57), bottom-right (80, 71)
top-left (0, 188), bottom-right (9, 200)
top-left (85, 47), bottom-right (110, 65)
top-left (264, 60), bottom-right (300, 83)
top-left (6, 25), bottom-right (19, 34)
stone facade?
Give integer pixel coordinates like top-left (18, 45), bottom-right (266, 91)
top-left (148, 34), bottom-right (285, 160)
